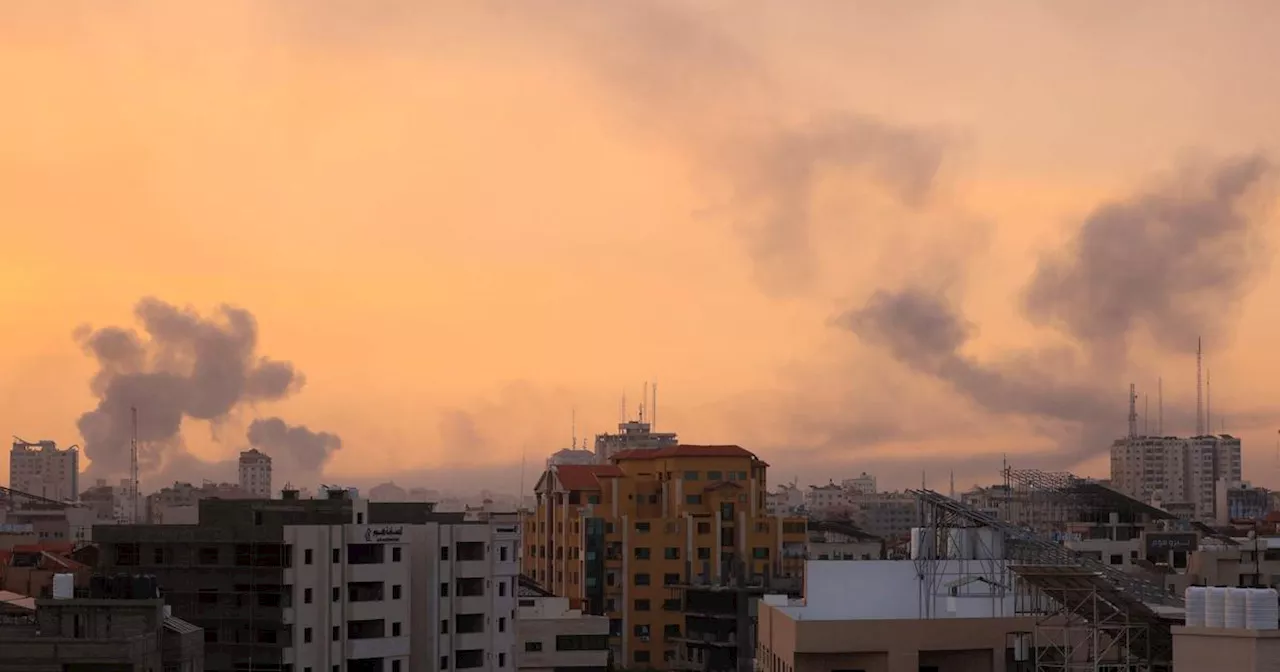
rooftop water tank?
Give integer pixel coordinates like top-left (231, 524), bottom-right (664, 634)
top-left (1206, 587), bottom-right (1228, 628)
top-left (52, 573), bottom-right (74, 600)
top-left (1246, 588), bottom-right (1279, 630)
top-left (1184, 586), bottom-right (1206, 627)
top-left (1226, 588), bottom-right (1249, 629)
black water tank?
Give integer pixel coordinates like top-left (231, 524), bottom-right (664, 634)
top-left (112, 573), bottom-right (130, 598)
top-left (90, 574), bottom-right (107, 598)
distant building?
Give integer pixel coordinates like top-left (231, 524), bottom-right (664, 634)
top-left (1215, 480), bottom-right (1272, 525)
top-left (845, 491), bottom-right (917, 539)
top-left (805, 520), bottom-right (882, 561)
top-left (237, 448), bottom-right (272, 498)
top-left (766, 483), bottom-right (804, 515)
top-left (9, 439), bottom-right (78, 503)
top-left (369, 481), bottom-right (409, 502)
top-left (841, 472), bottom-right (877, 495)
top-left (1110, 434), bottom-right (1242, 520)
top-left (546, 448), bottom-right (597, 468)
top-left (804, 481), bottom-right (848, 515)
top-left (592, 420), bottom-right (677, 462)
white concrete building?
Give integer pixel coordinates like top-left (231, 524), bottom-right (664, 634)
top-left (282, 504), bottom-right (520, 672)
top-left (516, 577), bottom-right (608, 672)
top-left (766, 484), bottom-right (804, 515)
top-left (545, 449), bottom-right (596, 469)
top-left (9, 439), bottom-right (79, 502)
top-left (804, 482), bottom-right (849, 515)
top-left (841, 472), bottom-right (877, 495)
top-left (1110, 434), bottom-right (1243, 520)
top-left (239, 448), bottom-right (273, 498)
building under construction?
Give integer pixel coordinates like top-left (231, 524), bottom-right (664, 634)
top-left (909, 466), bottom-right (1187, 671)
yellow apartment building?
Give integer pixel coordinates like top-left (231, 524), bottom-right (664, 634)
top-left (526, 444), bottom-right (808, 669)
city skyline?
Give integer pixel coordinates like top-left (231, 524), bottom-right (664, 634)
top-left (4, 2), bottom-right (1280, 495)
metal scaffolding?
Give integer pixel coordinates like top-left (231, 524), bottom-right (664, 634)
top-left (1013, 565), bottom-right (1173, 672)
top-left (912, 489), bottom-right (1011, 619)
top-left (1002, 468), bottom-right (1176, 533)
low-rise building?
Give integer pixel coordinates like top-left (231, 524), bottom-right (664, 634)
top-left (0, 577), bottom-right (203, 672)
top-left (805, 521), bottom-right (881, 560)
top-left (516, 576), bottom-right (609, 672)
top-left (757, 561), bottom-right (1033, 672)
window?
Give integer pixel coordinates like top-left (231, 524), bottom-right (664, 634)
top-left (357, 512), bottom-right (364, 524)
top-left (393, 622), bottom-right (402, 636)
top-left (441, 620), bottom-right (450, 634)
top-left (663, 598), bottom-right (681, 611)
top-left (684, 471), bottom-right (699, 481)
top-left (305, 549), bottom-right (313, 564)
top-left (392, 547), bottom-right (402, 562)
top-left (697, 522), bottom-right (711, 534)
top-left (707, 471), bottom-right (723, 481)
top-left (304, 588), bottom-right (313, 604)
top-left (198, 547), bottom-right (218, 565)
top-left (588, 494), bottom-right (601, 504)
top-left (498, 653), bottom-right (506, 668)
top-left (738, 471), bottom-right (748, 480)
top-left (635, 651), bottom-right (651, 663)
top-left (1110, 554), bottom-right (1123, 565)
top-left (332, 626), bottom-right (340, 641)
top-left (499, 581), bottom-right (506, 597)
top-left (500, 545), bottom-right (509, 561)
top-left (347, 544), bottom-right (385, 564)
top-left (635, 599), bottom-right (651, 611)
top-left (499, 616), bottom-right (506, 632)
top-left (664, 547), bottom-right (679, 560)
top-left (635, 573), bottom-right (651, 586)
top-left (441, 657), bottom-right (449, 670)
top-left (304, 627), bottom-right (312, 643)
top-left (664, 624), bottom-right (681, 637)
top-left (332, 548), bottom-right (340, 564)
top-left (697, 547), bottom-right (711, 559)
top-left (525, 642), bottom-right (543, 652)
top-left (664, 573), bottom-right (680, 585)
top-left (332, 587), bottom-right (340, 602)
top-left (686, 494), bottom-right (702, 505)
top-left (635, 547), bottom-right (651, 560)
top-left (752, 547), bottom-right (770, 559)
top-left (393, 661), bottom-right (402, 672)
top-left (441, 546), bottom-right (450, 561)
top-left (440, 583), bottom-right (449, 597)
top-left (635, 522), bottom-right (650, 533)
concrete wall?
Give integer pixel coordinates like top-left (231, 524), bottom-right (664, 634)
top-left (517, 595), bottom-right (609, 670)
top-left (795, 561), bottom-right (1015, 620)
top-left (758, 601), bottom-right (1033, 672)
top-left (1173, 626), bottom-right (1280, 672)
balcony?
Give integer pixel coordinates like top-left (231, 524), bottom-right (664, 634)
top-left (455, 560), bottom-right (488, 579)
top-left (346, 635), bottom-right (410, 660)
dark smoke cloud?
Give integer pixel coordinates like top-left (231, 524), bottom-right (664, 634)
top-left (843, 154), bottom-right (1276, 459)
top-left (1025, 153), bottom-right (1273, 366)
top-left (76, 298), bottom-right (339, 487)
top-left (247, 417), bottom-right (342, 474)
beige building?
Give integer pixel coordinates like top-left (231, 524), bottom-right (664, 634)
top-left (8, 439), bottom-right (78, 503)
top-left (757, 561), bottom-right (1033, 672)
top-left (1174, 626), bottom-right (1280, 672)
top-left (238, 448), bottom-right (273, 498)
top-left (517, 577), bottom-right (608, 672)
top-left (1110, 434), bottom-right (1242, 520)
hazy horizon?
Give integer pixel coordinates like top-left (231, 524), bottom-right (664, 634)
top-left (4, 2), bottom-right (1280, 496)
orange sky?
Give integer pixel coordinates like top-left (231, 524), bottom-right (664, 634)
top-left (2, 2), bottom-right (1279, 493)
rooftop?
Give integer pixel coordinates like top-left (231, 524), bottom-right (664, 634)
top-left (610, 444), bottom-right (762, 462)
top-left (553, 464), bottom-right (624, 491)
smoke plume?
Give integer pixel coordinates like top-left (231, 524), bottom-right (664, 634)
top-left (76, 298), bottom-right (340, 485)
top-left (844, 153), bottom-right (1275, 458)
top-left (246, 417), bottom-right (342, 476)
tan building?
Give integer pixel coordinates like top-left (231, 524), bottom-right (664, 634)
top-left (757, 561), bottom-right (1033, 672)
top-left (1174, 626), bottom-right (1280, 672)
top-left (517, 577), bottom-right (609, 672)
top-left (527, 444), bottom-right (808, 668)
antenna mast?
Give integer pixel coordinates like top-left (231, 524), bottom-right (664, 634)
top-left (651, 381), bottom-right (658, 432)
top-left (1196, 338), bottom-right (1204, 435)
top-left (1144, 393), bottom-right (1149, 435)
top-left (1128, 383), bottom-right (1138, 438)
top-left (571, 408), bottom-right (577, 449)
top-left (1206, 368), bottom-right (1212, 436)
top-left (1158, 377), bottom-right (1163, 435)
top-left (640, 382), bottom-right (647, 423)
top-left (130, 406), bottom-right (140, 524)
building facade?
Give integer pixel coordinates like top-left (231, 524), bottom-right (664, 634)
top-left (9, 439), bottom-right (79, 503)
top-left (592, 421), bottom-right (677, 463)
top-left (1110, 434), bottom-right (1243, 520)
top-left (94, 490), bottom-right (518, 672)
top-left (239, 449), bottom-right (274, 499)
top-left (527, 445), bottom-right (808, 669)
top-left (841, 473), bottom-right (877, 495)
top-left (516, 577), bottom-right (608, 672)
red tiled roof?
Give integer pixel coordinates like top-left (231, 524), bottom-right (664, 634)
top-left (555, 464), bottom-right (624, 491)
top-left (610, 444), bottom-right (758, 461)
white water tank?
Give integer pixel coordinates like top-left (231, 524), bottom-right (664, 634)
top-left (1206, 587), bottom-right (1228, 628)
top-left (1246, 588), bottom-right (1280, 630)
top-left (1184, 587), bottom-right (1206, 627)
top-left (52, 573), bottom-right (74, 599)
top-left (910, 528), bottom-right (936, 560)
top-left (1226, 588), bottom-right (1249, 629)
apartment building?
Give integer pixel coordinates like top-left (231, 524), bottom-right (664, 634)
top-left (765, 484), bottom-right (803, 516)
top-left (845, 491), bottom-right (918, 539)
top-left (1110, 434), bottom-right (1243, 520)
top-left (527, 444), bottom-right (808, 668)
top-left (9, 439), bottom-right (78, 503)
top-left (516, 576), bottom-right (608, 672)
top-left (841, 473), bottom-right (877, 495)
top-left (240, 448), bottom-right (274, 498)
top-left (592, 420), bottom-right (677, 463)
top-left (803, 482), bottom-right (848, 515)
top-left (95, 489), bottom-right (519, 672)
